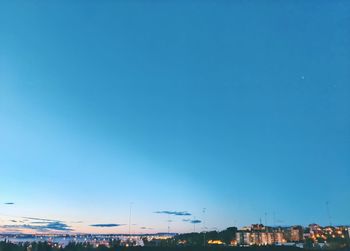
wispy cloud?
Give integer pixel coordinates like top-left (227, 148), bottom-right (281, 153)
top-left (30, 221), bottom-right (54, 224)
top-left (9, 220), bottom-right (25, 223)
top-left (22, 217), bottom-right (58, 222)
top-left (154, 210), bottom-right (191, 216)
top-left (90, 224), bottom-right (124, 227)
top-left (140, 227), bottom-right (153, 230)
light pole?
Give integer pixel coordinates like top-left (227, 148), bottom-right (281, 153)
top-left (203, 208), bottom-right (207, 246)
top-left (128, 202), bottom-right (133, 239)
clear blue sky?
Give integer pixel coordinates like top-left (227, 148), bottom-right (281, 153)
top-left (0, 0), bottom-right (349, 234)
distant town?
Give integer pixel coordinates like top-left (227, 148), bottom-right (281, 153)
top-left (1, 223), bottom-right (349, 250)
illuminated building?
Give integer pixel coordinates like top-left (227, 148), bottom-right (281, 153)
top-left (274, 232), bottom-right (284, 244)
top-left (236, 231), bottom-right (251, 246)
top-left (236, 225), bottom-right (288, 246)
top-left (207, 240), bottom-right (224, 245)
top-left (290, 226), bottom-right (303, 242)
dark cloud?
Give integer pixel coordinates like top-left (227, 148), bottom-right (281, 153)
top-left (2, 221), bottom-right (72, 232)
top-left (154, 211), bottom-right (191, 216)
top-left (45, 222), bottom-right (72, 231)
top-left (4, 202), bottom-right (14, 205)
top-left (190, 220), bottom-right (202, 224)
top-left (90, 224), bottom-right (124, 227)
top-left (183, 219), bottom-right (202, 224)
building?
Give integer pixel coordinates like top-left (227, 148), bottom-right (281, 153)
top-left (236, 231), bottom-right (253, 246)
top-left (290, 226), bottom-right (303, 242)
top-left (236, 225), bottom-right (287, 246)
top-left (274, 232), bottom-right (285, 244)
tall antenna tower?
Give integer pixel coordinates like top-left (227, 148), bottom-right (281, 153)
top-left (202, 208), bottom-right (207, 246)
top-left (167, 215), bottom-right (171, 234)
top-left (326, 201), bottom-right (332, 226)
top-left (128, 202), bottom-right (133, 237)
top-left (193, 217), bottom-right (196, 232)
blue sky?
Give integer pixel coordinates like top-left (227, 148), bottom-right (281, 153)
top-left (0, 0), bottom-right (349, 234)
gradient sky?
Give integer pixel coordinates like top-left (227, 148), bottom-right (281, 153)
top-left (0, 0), bottom-right (350, 234)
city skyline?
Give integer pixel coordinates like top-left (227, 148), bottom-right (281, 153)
top-left (1, 1), bottom-right (350, 234)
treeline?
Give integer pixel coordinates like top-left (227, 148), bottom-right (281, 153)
top-left (0, 241), bottom-right (325, 251)
top-left (1, 241), bottom-right (349, 251)
top-left (173, 227), bottom-right (238, 246)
